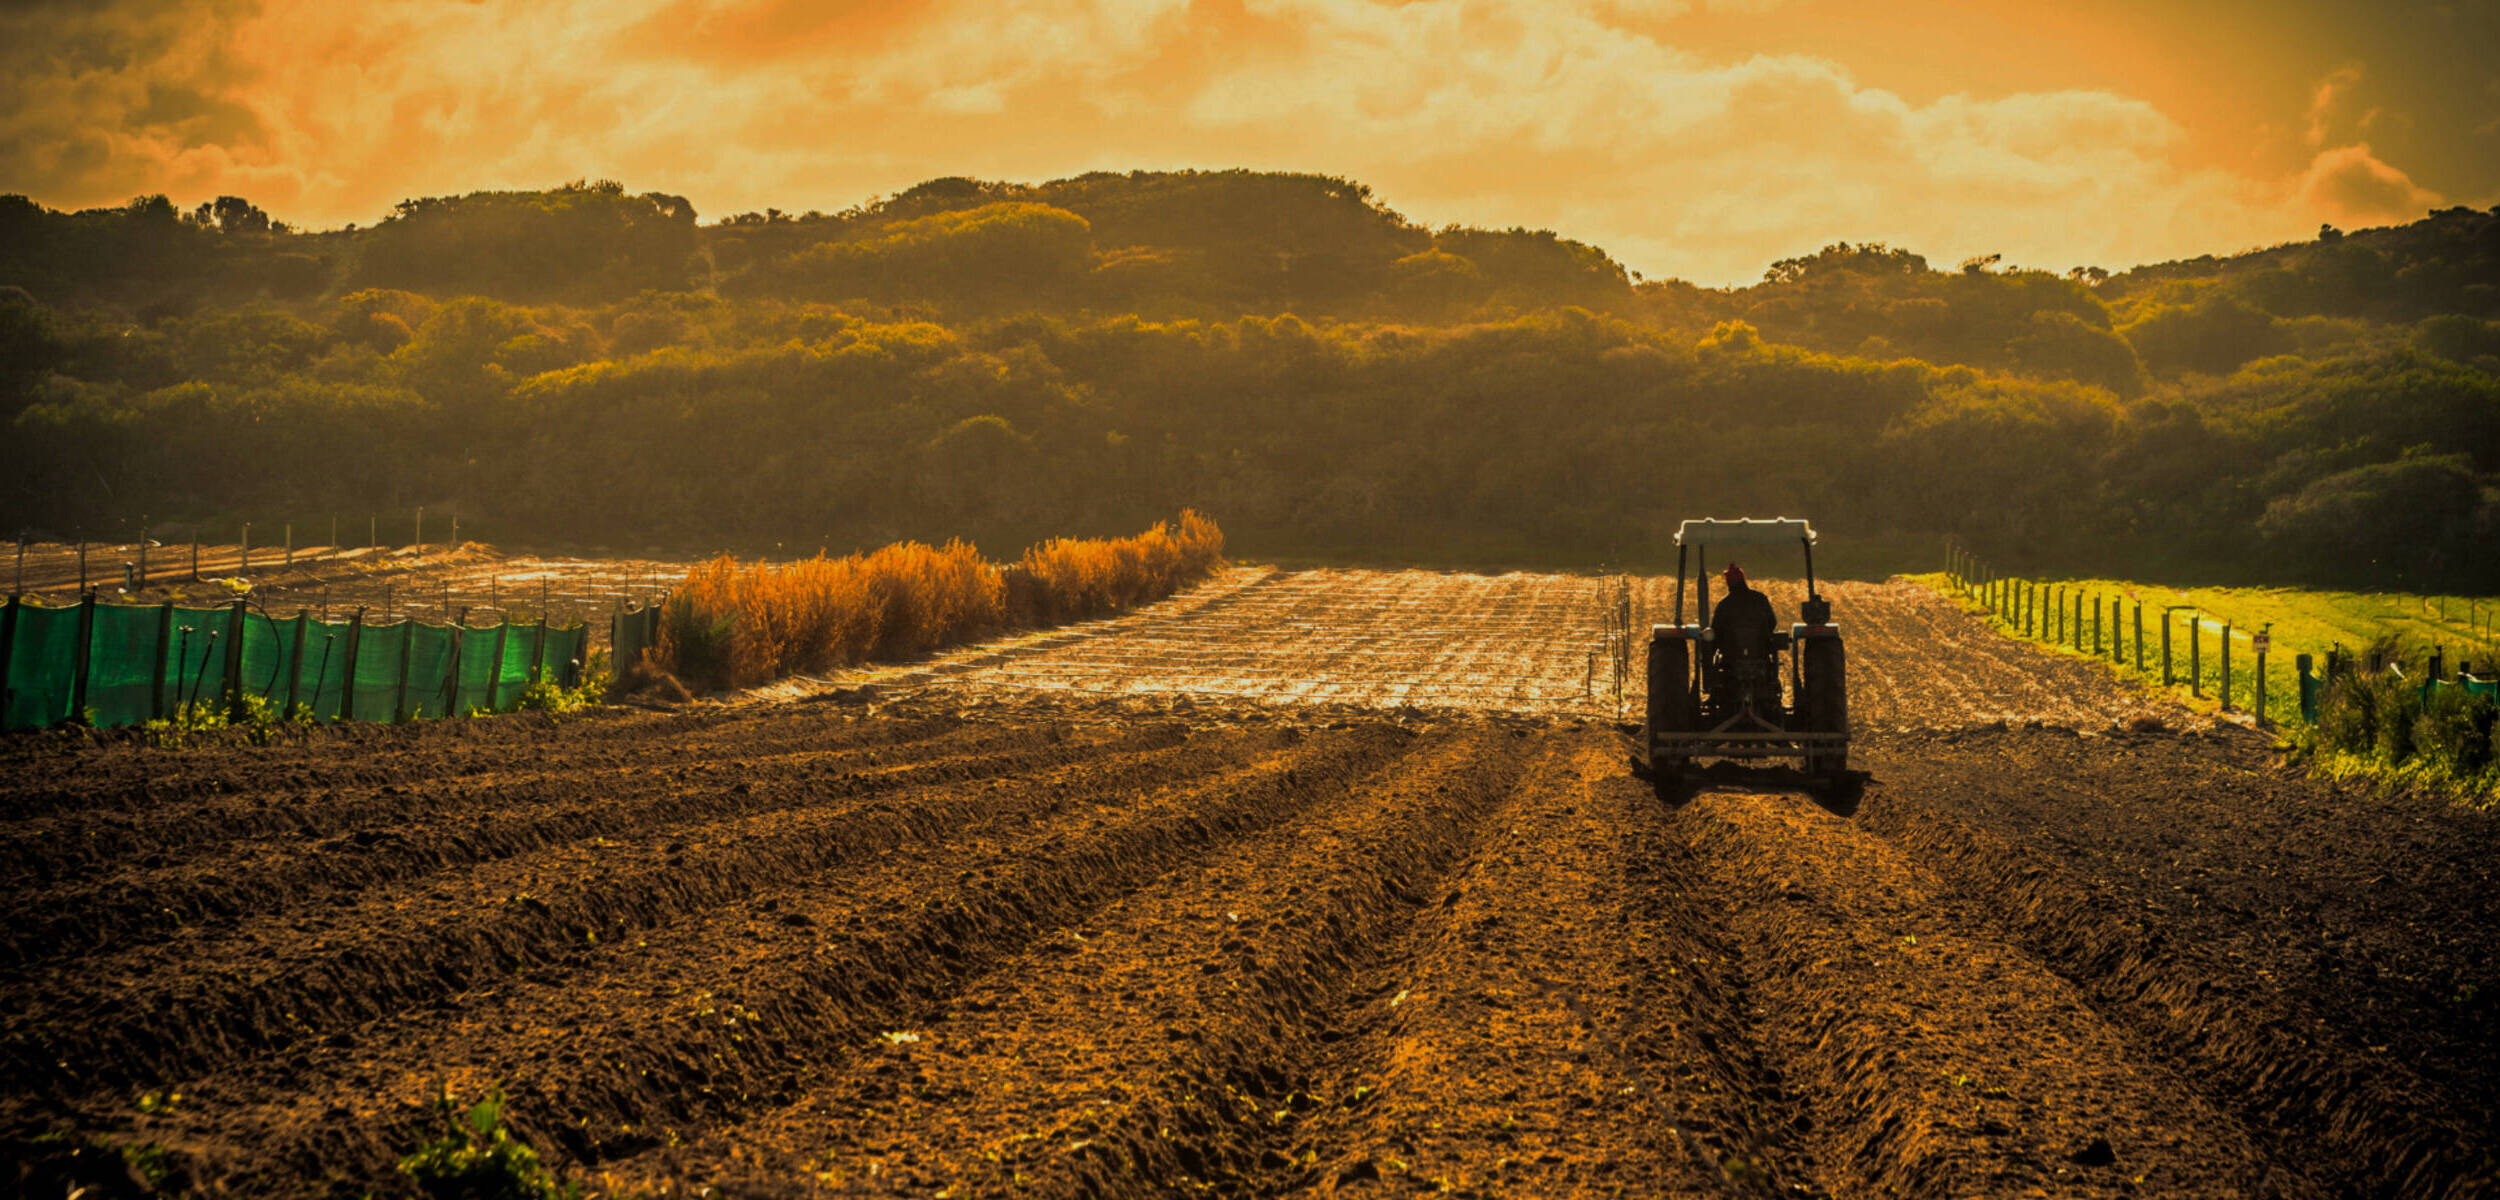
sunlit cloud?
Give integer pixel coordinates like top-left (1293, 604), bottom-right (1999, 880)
top-left (0, 0), bottom-right (2462, 286)
top-left (2299, 142), bottom-right (2442, 227)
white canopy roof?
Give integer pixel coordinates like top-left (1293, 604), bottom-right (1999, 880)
top-left (1674, 518), bottom-right (1817, 547)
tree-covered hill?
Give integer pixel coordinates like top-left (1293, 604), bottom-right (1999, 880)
top-left (2, 172), bottom-right (2493, 587)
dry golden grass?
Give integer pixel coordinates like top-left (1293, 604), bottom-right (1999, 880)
top-left (658, 512), bottom-right (1222, 690)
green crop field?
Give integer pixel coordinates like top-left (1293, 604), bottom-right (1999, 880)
top-left (1917, 572), bottom-right (2500, 731)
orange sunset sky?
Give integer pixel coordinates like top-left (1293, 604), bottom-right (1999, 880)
top-left (3, 0), bottom-right (2494, 286)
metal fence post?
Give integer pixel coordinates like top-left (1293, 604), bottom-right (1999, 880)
top-left (0, 596), bottom-right (15, 724)
top-left (285, 611), bottom-right (308, 714)
top-left (441, 608), bottom-right (466, 716)
top-left (222, 598), bottom-right (246, 715)
top-left (2092, 594), bottom-right (2102, 655)
top-left (70, 591), bottom-right (96, 722)
top-left (152, 602), bottom-right (173, 719)
top-left (394, 618), bottom-right (415, 722)
top-left (339, 609), bottom-right (365, 722)
top-left (488, 617), bottom-right (510, 711)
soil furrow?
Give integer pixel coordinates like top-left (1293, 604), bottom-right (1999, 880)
top-left (598, 722), bottom-right (1528, 1196)
top-left (119, 724), bottom-right (1422, 1194)
top-left (1672, 782), bottom-right (2309, 1199)
top-left (1273, 735), bottom-right (1824, 1198)
top-left (1858, 748), bottom-right (2500, 1199)
top-left (0, 721), bottom-right (1166, 968)
top-left (0, 707), bottom-right (969, 834)
top-left (0, 722), bottom-right (1246, 1099)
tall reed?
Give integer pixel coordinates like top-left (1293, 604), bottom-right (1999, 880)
top-left (658, 512), bottom-right (1223, 690)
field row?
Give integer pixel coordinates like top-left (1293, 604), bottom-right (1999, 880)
top-left (1, 696), bottom-right (2492, 1197)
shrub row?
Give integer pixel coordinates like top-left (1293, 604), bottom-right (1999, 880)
top-left (2311, 664), bottom-right (2500, 796)
top-left (656, 511), bottom-right (1223, 691)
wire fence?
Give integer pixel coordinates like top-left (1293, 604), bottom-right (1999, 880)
top-left (1944, 542), bottom-right (2496, 731)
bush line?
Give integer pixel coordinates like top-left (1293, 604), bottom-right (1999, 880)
top-left (655, 511), bottom-right (1223, 691)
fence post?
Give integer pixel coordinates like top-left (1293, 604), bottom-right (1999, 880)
top-left (339, 609), bottom-right (365, 722)
top-left (284, 523), bottom-right (293, 569)
top-left (152, 602), bottom-right (173, 719)
top-left (2092, 594), bottom-right (2102, 655)
top-left (191, 529), bottom-right (200, 582)
top-left (2190, 616), bottom-right (2202, 697)
top-left (240, 523), bottom-right (249, 578)
top-left (2162, 612), bottom-right (2175, 686)
top-left (221, 598), bottom-right (246, 715)
top-left (2254, 626), bottom-right (2270, 729)
top-left (2297, 652), bottom-right (2315, 724)
top-left (2132, 602), bottom-right (2144, 670)
top-left (137, 524), bottom-right (148, 588)
top-left (285, 610), bottom-right (308, 714)
top-left (414, 506), bottom-right (423, 553)
top-left (369, 513), bottom-right (376, 551)
top-left (78, 541), bottom-right (87, 591)
top-left (394, 618), bottom-right (415, 723)
top-left (0, 595), bottom-right (16, 726)
top-left (70, 591), bottom-right (96, 722)
top-left (2220, 624), bottom-right (2234, 711)
top-left (530, 616), bottom-right (548, 686)
top-left (441, 609), bottom-right (466, 717)
top-left (489, 617), bottom-right (510, 712)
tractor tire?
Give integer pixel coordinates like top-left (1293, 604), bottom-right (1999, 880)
top-left (1646, 635), bottom-right (1694, 782)
top-left (1800, 635), bottom-right (1848, 779)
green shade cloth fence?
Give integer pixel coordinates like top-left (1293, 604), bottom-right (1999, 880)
top-left (2298, 654), bottom-right (2497, 724)
top-left (0, 595), bottom-right (586, 732)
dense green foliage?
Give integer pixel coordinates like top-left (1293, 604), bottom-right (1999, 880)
top-left (2, 171), bottom-right (2494, 585)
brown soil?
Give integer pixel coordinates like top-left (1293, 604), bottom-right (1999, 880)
top-left (2, 570), bottom-right (2492, 1199)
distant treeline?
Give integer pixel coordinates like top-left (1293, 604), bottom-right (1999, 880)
top-left (2, 172), bottom-right (2495, 588)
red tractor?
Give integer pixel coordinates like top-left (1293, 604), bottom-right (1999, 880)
top-left (1645, 518), bottom-right (1848, 786)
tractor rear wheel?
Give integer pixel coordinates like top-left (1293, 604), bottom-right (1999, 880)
top-left (1800, 636), bottom-right (1849, 779)
top-left (1647, 635), bottom-right (1694, 782)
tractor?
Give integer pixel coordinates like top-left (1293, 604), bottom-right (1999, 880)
top-left (1644, 518), bottom-right (1848, 785)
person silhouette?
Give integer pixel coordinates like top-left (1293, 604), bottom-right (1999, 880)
top-left (1710, 563), bottom-right (1777, 657)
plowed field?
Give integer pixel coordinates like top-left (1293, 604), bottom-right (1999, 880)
top-left (4, 572), bottom-right (2495, 1199)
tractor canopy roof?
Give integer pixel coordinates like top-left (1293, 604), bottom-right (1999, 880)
top-left (1673, 518), bottom-right (1817, 547)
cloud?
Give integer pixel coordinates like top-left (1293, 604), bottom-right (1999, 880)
top-left (2305, 63), bottom-right (2364, 148)
top-left (2299, 142), bottom-right (2442, 227)
top-left (0, 0), bottom-right (2450, 285)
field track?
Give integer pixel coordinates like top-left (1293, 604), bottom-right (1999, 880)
top-left (3, 571), bottom-right (2494, 1198)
